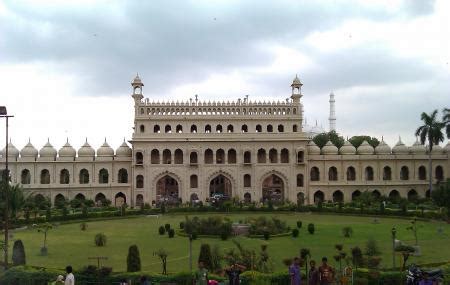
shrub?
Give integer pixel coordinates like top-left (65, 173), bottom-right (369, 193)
top-left (12, 240), bottom-right (26, 266)
top-left (95, 233), bottom-right (107, 247)
top-left (127, 245), bottom-right (141, 272)
top-left (365, 238), bottom-right (381, 256)
top-left (198, 244), bottom-right (213, 270)
top-left (263, 231), bottom-right (270, 240)
top-left (246, 216), bottom-right (288, 235)
top-left (164, 223), bottom-right (171, 231)
top-left (191, 232), bottom-right (198, 240)
top-left (296, 221), bottom-right (302, 229)
top-left (292, 228), bottom-right (299, 238)
top-left (159, 226), bottom-right (166, 235)
top-left (168, 229), bottom-right (175, 238)
top-left (82, 205), bottom-right (88, 217)
top-left (80, 222), bottom-right (88, 231)
top-left (307, 223), bottom-right (315, 234)
top-left (220, 232), bottom-right (228, 240)
top-left (342, 226), bottom-right (353, 238)
top-left (179, 221), bottom-right (185, 229)
top-left (45, 208), bottom-right (52, 221)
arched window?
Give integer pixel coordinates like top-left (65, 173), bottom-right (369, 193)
top-left (310, 167), bottom-right (320, 181)
top-left (244, 151), bottom-right (251, 164)
top-left (59, 169), bottom-right (70, 184)
top-left (54, 194), bottom-right (66, 207)
top-left (204, 149), bottom-right (213, 164)
top-left (389, 190), bottom-right (400, 200)
top-left (436, 165), bottom-right (444, 181)
top-left (151, 149), bottom-right (160, 164)
top-left (21, 169), bottom-right (31, 184)
top-left (278, 124), bottom-right (284, 132)
top-left (176, 124), bottom-right (183, 133)
top-left (346, 166), bottom-right (356, 181)
top-left (154, 125), bottom-right (160, 133)
top-left (400, 166), bottom-right (409, 180)
top-left (352, 190), bottom-right (361, 201)
top-left (190, 152), bottom-right (198, 164)
top-left (256, 125), bottom-right (262, 133)
top-left (40, 169), bottom-right (50, 184)
top-left (118, 168), bottom-right (128, 183)
top-left (333, 190), bottom-right (344, 203)
top-left (408, 189), bottom-right (418, 201)
top-left (136, 175), bottom-right (144, 188)
top-left (383, 166), bottom-right (392, 180)
top-left (99, 168), bottom-right (109, 184)
top-left (297, 174), bottom-right (304, 187)
top-left (314, 191), bottom-right (324, 203)
top-left (79, 169), bottom-right (89, 184)
top-left (216, 125), bottom-right (223, 133)
top-left (372, 190), bottom-right (381, 199)
top-left (297, 151), bottom-right (304, 163)
top-left (244, 174), bottom-right (251, 187)
top-left (281, 148), bottom-right (289, 163)
top-left (165, 125), bottom-right (172, 133)
top-left (257, 149), bottom-right (266, 163)
top-left (365, 166), bottom-right (374, 181)
top-left (293, 125), bottom-right (298, 132)
top-left (244, 192), bottom-right (251, 203)
top-left (241, 124), bottom-right (248, 133)
top-left (269, 148), bottom-right (278, 163)
top-left (328, 167), bottom-right (338, 181)
top-left (216, 149), bottom-right (225, 164)
top-left (174, 149), bottom-right (183, 164)
top-left (163, 149), bottom-right (172, 164)
top-left (136, 194), bottom-right (144, 207)
top-left (267, 125), bottom-right (273, 132)
top-left (418, 166), bottom-right (426, 180)
top-left (191, 125), bottom-right (197, 133)
top-left (135, 151), bottom-right (143, 165)
top-left (205, 125), bottom-right (212, 133)
top-left (139, 124), bottom-right (145, 133)
top-left (228, 149), bottom-right (237, 164)
top-left (190, 175), bottom-right (198, 188)
top-left (227, 124), bottom-right (234, 133)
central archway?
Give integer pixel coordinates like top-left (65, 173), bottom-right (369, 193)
top-left (156, 175), bottom-right (180, 204)
top-left (209, 175), bottom-right (232, 199)
top-left (262, 174), bottom-right (284, 203)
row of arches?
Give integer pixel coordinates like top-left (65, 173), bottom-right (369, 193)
top-left (143, 123), bottom-right (299, 134)
top-left (140, 106), bottom-right (297, 117)
top-left (52, 192), bottom-right (127, 207)
top-left (312, 188), bottom-right (422, 203)
top-left (20, 168), bottom-right (129, 185)
top-left (310, 165), bottom-right (444, 182)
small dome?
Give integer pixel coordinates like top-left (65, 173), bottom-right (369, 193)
top-left (410, 138), bottom-right (426, 154)
top-left (307, 140), bottom-right (321, 155)
top-left (78, 139), bottom-right (95, 157)
top-left (39, 139), bottom-right (57, 158)
top-left (444, 142), bottom-right (450, 153)
top-left (375, 139), bottom-right (391, 154)
top-left (357, 140), bottom-right (374, 155)
top-left (97, 139), bottom-right (114, 157)
top-left (431, 145), bottom-right (443, 154)
top-left (292, 74), bottom-right (302, 85)
top-left (339, 140), bottom-right (356, 155)
top-left (58, 139), bottom-right (76, 157)
top-left (392, 137), bottom-right (409, 154)
top-left (321, 140), bottom-right (338, 155)
top-left (1, 140), bottom-right (19, 158)
top-left (116, 139), bottom-right (132, 157)
top-left (132, 74), bottom-right (143, 85)
top-left (20, 140), bottom-right (38, 157)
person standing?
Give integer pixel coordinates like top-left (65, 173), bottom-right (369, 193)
top-left (194, 261), bottom-right (208, 285)
top-left (289, 257), bottom-right (301, 285)
top-left (308, 260), bottom-right (320, 285)
top-left (318, 257), bottom-right (334, 285)
top-left (64, 266), bottom-right (75, 285)
top-left (225, 263), bottom-right (245, 285)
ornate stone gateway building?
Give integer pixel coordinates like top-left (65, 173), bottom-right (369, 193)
top-left (1, 75), bottom-right (449, 206)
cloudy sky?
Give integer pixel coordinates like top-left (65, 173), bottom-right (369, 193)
top-left (0, 0), bottom-right (449, 152)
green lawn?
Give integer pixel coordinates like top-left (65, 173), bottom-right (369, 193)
top-left (9, 213), bottom-right (450, 273)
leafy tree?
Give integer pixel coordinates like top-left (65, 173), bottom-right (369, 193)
top-left (198, 243), bottom-right (213, 270)
top-left (12, 239), bottom-right (26, 266)
top-left (415, 110), bottom-right (445, 193)
top-left (0, 183), bottom-right (27, 221)
top-left (432, 178), bottom-right (450, 217)
top-left (126, 245), bottom-right (141, 272)
top-left (313, 131), bottom-right (345, 148)
top-left (365, 238), bottom-right (381, 256)
top-left (154, 248), bottom-right (168, 275)
top-left (342, 226), bottom-right (353, 238)
top-left (45, 207), bottom-right (52, 221)
top-left (95, 233), bottom-right (107, 247)
top-left (395, 245), bottom-right (415, 271)
top-left (300, 248), bottom-right (311, 282)
top-left (257, 243), bottom-right (273, 273)
top-left (296, 221), bottom-right (302, 229)
top-left (164, 223), bottom-right (171, 231)
top-left (307, 223), bottom-right (315, 234)
top-left (334, 244), bottom-right (347, 280)
top-left (443, 108), bottom-right (450, 138)
top-left (349, 136), bottom-right (380, 148)
top-left (80, 222), bottom-right (87, 231)
top-left (158, 226), bottom-right (166, 235)
top-left (210, 244), bottom-right (222, 273)
top-left (350, 246), bottom-right (364, 270)
top-left (292, 228), bottom-right (299, 237)
top-left (168, 228), bottom-right (175, 238)
top-left (34, 222), bottom-right (52, 255)
top-left (406, 218), bottom-right (421, 245)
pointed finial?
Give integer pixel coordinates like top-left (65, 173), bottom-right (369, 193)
top-left (85, 137), bottom-right (88, 143)
top-left (47, 137), bottom-right (50, 143)
top-left (104, 137), bottom-right (107, 143)
top-left (66, 137), bottom-right (69, 143)
top-left (28, 137), bottom-right (31, 143)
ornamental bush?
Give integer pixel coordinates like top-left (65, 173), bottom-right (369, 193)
top-left (263, 231), bottom-right (270, 240)
top-left (168, 229), bottom-right (175, 238)
top-left (159, 226), bottom-right (166, 235)
top-left (292, 228), bottom-right (299, 238)
top-left (179, 221), bottom-right (185, 229)
top-left (95, 233), bottom-right (107, 247)
top-left (342, 226), bottom-right (353, 238)
top-left (296, 221), bottom-right (302, 229)
top-left (164, 223), bottom-right (171, 231)
top-left (307, 223), bottom-right (315, 234)
top-left (127, 245), bottom-right (141, 272)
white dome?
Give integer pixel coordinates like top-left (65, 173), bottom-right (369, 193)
top-left (1, 140), bottom-right (19, 158)
top-left (58, 139), bottom-right (76, 157)
top-left (78, 139), bottom-right (95, 157)
top-left (116, 139), bottom-right (132, 157)
top-left (444, 142), bottom-right (450, 153)
top-left (410, 138), bottom-right (426, 154)
top-left (375, 139), bottom-right (391, 154)
top-left (431, 145), bottom-right (443, 154)
top-left (392, 137), bottom-right (409, 154)
top-left (339, 140), bottom-right (356, 155)
top-left (39, 140), bottom-right (57, 158)
top-left (357, 140), bottom-right (374, 155)
top-left (20, 140), bottom-right (38, 157)
top-left (307, 140), bottom-right (321, 155)
top-left (97, 139), bottom-right (114, 157)
top-left (321, 140), bottom-right (338, 155)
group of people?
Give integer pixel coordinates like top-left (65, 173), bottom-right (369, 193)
top-left (54, 266), bottom-right (75, 285)
top-left (194, 261), bottom-right (245, 285)
top-left (289, 257), bottom-right (335, 285)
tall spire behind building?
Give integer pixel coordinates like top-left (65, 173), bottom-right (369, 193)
top-left (329, 92), bottom-right (336, 132)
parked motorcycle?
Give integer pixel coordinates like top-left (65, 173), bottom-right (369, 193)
top-left (406, 264), bottom-right (443, 285)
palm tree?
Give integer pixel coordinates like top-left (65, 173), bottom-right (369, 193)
top-left (443, 108), bottom-right (450, 138)
top-left (415, 110), bottom-right (445, 194)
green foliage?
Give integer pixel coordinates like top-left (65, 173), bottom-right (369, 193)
top-left (211, 244), bottom-right (222, 273)
top-left (34, 222), bottom-right (52, 255)
top-left (313, 130), bottom-right (345, 148)
top-left (198, 243), bottom-right (213, 270)
top-left (263, 231), bottom-right (270, 240)
top-left (127, 244), bottom-right (141, 272)
top-left (246, 216), bottom-right (288, 235)
top-left (184, 216), bottom-right (233, 237)
top-left (12, 239), bottom-right (26, 266)
top-left (82, 205), bottom-right (88, 217)
top-left (351, 246), bottom-right (364, 269)
top-left (168, 228), bottom-right (175, 238)
top-left (154, 248), bottom-right (169, 275)
top-left (342, 226), bottom-right (353, 238)
top-left (432, 179), bottom-right (450, 215)
top-left (95, 233), bottom-right (107, 246)
top-left (80, 222), bottom-right (88, 231)
top-left (70, 198), bottom-right (84, 208)
top-left (164, 223), bottom-right (171, 231)
top-left (307, 223), bottom-right (315, 234)
top-left (0, 183), bottom-right (27, 220)
top-left (45, 207), bottom-right (52, 221)
top-left (349, 136), bottom-right (380, 148)
top-left (179, 221), bottom-right (185, 229)
top-left (158, 226), bottom-right (166, 235)
top-left (365, 238), bottom-right (381, 256)
top-left (292, 228), bottom-right (299, 237)
top-left (415, 109), bottom-right (445, 151)
top-left (257, 243), bottom-right (273, 273)
top-left (296, 220), bottom-right (302, 229)
top-left (406, 218), bottom-right (420, 245)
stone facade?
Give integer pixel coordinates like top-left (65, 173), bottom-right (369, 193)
top-left (1, 75), bottom-right (449, 206)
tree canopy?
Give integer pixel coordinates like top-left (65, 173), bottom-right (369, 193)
top-left (349, 136), bottom-right (380, 148)
top-left (313, 131), bottom-right (345, 148)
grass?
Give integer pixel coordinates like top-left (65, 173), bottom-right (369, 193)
top-left (8, 213), bottom-right (450, 273)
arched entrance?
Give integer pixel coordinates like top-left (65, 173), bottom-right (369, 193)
top-left (190, 193), bottom-right (199, 203)
top-left (244, 192), bottom-right (252, 203)
top-left (209, 175), bottom-right (232, 200)
top-left (314, 191), bottom-right (324, 203)
top-left (95, 193), bottom-right (106, 206)
top-left (156, 175), bottom-right (180, 204)
top-left (262, 174), bottom-right (284, 203)
top-left (136, 194), bottom-right (144, 207)
top-left (332, 190), bottom-right (344, 203)
top-left (115, 192), bottom-right (126, 207)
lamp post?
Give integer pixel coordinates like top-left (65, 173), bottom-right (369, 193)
top-left (391, 226), bottom-right (397, 269)
top-left (1, 106), bottom-right (14, 269)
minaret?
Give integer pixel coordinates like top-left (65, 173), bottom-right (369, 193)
top-left (131, 73), bottom-right (144, 104)
top-left (328, 92), bottom-right (336, 132)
